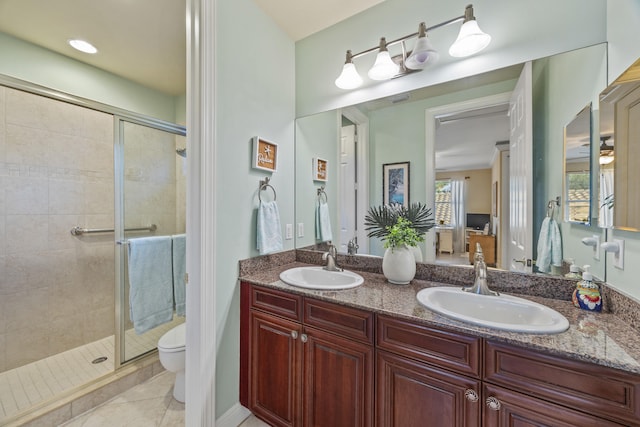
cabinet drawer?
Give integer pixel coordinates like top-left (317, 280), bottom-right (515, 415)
top-left (485, 341), bottom-right (640, 425)
top-left (250, 285), bottom-right (302, 321)
top-left (377, 315), bottom-right (481, 378)
top-left (304, 299), bottom-right (373, 344)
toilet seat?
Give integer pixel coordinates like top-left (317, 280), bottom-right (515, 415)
top-left (158, 323), bottom-right (186, 353)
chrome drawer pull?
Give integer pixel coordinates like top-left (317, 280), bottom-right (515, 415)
top-left (464, 389), bottom-right (479, 402)
top-left (486, 396), bottom-right (501, 411)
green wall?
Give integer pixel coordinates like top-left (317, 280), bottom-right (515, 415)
top-left (295, 110), bottom-right (339, 248)
top-left (0, 32), bottom-right (180, 121)
top-left (366, 79), bottom-right (516, 256)
top-left (214, 0), bottom-right (295, 416)
top-left (532, 44), bottom-right (608, 280)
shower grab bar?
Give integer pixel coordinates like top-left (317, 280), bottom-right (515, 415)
top-left (70, 224), bottom-right (157, 236)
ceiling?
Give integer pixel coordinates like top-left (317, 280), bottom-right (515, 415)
top-left (0, 0), bottom-right (383, 96)
top-left (0, 0), bottom-right (509, 172)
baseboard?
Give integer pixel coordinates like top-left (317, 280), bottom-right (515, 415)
top-left (216, 402), bottom-right (251, 427)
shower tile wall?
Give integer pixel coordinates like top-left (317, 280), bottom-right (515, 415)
top-left (0, 87), bottom-right (115, 372)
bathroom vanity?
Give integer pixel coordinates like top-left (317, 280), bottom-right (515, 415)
top-left (239, 260), bottom-right (640, 427)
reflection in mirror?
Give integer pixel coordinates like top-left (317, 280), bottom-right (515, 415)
top-left (563, 104), bottom-right (592, 225)
top-left (598, 58), bottom-right (640, 230)
top-left (295, 44), bottom-right (608, 278)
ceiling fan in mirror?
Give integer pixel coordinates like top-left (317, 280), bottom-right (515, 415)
top-left (599, 136), bottom-right (614, 165)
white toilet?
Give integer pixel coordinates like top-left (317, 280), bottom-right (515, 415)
top-left (158, 322), bottom-right (186, 402)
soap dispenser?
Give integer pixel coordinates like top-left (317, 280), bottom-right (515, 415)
top-left (572, 265), bottom-right (602, 312)
top-left (564, 259), bottom-right (581, 280)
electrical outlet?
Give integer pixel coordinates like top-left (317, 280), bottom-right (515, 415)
top-left (297, 223), bottom-right (304, 238)
top-left (285, 224), bottom-right (293, 240)
top-left (613, 238), bottom-right (624, 270)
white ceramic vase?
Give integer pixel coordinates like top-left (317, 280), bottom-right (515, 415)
top-left (410, 245), bottom-right (423, 263)
top-left (382, 245), bottom-right (416, 285)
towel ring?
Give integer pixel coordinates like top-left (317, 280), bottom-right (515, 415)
top-left (547, 196), bottom-right (560, 218)
top-left (259, 177), bottom-right (276, 202)
top-left (317, 186), bottom-right (327, 203)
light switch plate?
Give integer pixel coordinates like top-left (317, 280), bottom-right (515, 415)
top-left (285, 224), bottom-right (293, 240)
top-left (592, 234), bottom-right (600, 261)
top-left (297, 223), bottom-right (304, 238)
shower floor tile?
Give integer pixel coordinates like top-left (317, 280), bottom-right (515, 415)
top-left (0, 336), bottom-right (114, 422)
top-left (0, 318), bottom-right (183, 423)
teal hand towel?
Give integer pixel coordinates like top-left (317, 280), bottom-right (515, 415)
top-left (257, 200), bottom-right (283, 255)
top-left (536, 217), bottom-right (562, 273)
top-left (128, 236), bottom-right (174, 334)
top-left (316, 201), bottom-right (333, 242)
top-left (172, 234), bottom-right (186, 317)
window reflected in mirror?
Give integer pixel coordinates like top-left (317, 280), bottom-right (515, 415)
top-left (563, 104), bottom-right (592, 225)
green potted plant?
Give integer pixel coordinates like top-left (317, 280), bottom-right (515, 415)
top-left (364, 203), bottom-right (435, 284)
top-left (364, 202), bottom-right (435, 262)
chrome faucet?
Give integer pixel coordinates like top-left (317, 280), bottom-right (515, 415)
top-left (464, 243), bottom-right (498, 296)
top-left (347, 237), bottom-right (359, 255)
top-left (323, 243), bottom-right (343, 272)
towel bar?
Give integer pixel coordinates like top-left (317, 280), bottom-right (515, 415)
top-left (70, 224), bottom-right (157, 236)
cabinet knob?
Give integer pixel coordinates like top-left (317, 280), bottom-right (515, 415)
top-left (291, 331), bottom-right (298, 340)
top-left (300, 334), bottom-right (308, 343)
top-left (486, 396), bottom-right (501, 411)
top-left (464, 389), bottom-right (479, 402)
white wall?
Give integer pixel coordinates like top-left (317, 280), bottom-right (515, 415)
top-left (214, 0), bottom-right (296, 416)
top-left (295, 0), bottom-right (607, 117)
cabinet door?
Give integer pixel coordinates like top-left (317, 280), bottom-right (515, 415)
top-left (303, 326), bottom-right (374, 427)
top-left (483, 384), bottom-right (625, 426)
top-left (250, 310), bottom-right (302, 427)
top-left (376, 350), bottom-right (481, 427)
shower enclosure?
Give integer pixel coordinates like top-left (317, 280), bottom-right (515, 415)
top-left (0, 78), bottom-right (186, 423)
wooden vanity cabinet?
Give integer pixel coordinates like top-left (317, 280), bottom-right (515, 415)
top-left (483, 341), bottom-right (640, 426)
top-left (376, 315), bottom-right (482, 426)
top-left (241, 282), bottom-right (374, 427)
top-left (242, 282), bottom-right (640, 426)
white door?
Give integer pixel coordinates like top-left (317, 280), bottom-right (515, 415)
top-left (508, 62), bottom-right (533, 272)
top-left (339, 124), bottom-right (357, 253)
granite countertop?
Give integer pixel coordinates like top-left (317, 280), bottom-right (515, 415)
top-left (240, 260), bottom-right (640, 376)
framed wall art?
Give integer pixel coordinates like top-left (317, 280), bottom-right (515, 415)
top-left (252, 136), bottom-right (278, 172)
top-left (383, 161), bottom-right (409, 207)
top-left (313, 157), bottom-right (328, 182)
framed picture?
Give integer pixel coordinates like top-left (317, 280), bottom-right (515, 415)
top-left (252, 136), bottom-right (278, 172)
top-left (312, 157), bottom-right (328, 182)
top-left (383, 162), bottom-right (410, 207)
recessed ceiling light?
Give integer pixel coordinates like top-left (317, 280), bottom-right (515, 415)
top-left (68, 39), bottom-right (98, 54)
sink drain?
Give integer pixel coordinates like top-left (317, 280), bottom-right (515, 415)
top-left (92, 356), bottom-right (108, 364)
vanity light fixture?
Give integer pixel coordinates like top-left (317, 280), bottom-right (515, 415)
top-left (68, 39), bottom-right (98, 54)
top-left (334, 4), bottom-right (491, 90)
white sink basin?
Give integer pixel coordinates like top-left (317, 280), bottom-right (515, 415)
top-left (279, 266), bottom-right (364, 290)
top-left (416, 287), bottom-right (569, 334)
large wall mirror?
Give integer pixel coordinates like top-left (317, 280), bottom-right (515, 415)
top-left (295, 43), bottom-right (607, 277)
top-left (564, 104), bottom-right (592, 225)
top-left (598, 58), bottom-right (640, 230)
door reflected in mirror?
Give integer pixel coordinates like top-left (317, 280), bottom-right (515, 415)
top-left (563, 104), bottom-right (592, 225)
top-left (598, 57), bottom-right (640, 230)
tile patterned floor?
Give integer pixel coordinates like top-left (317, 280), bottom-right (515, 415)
top-left (61, 370), bottom-right (269, 427)
top-left (0, 318), bottom-right (183, 423)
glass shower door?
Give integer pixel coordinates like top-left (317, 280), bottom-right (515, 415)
top-left (115, 118), bottom-right (186, 364)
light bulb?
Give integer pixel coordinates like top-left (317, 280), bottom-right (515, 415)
top-left (335, 63), bottom-right (363, 89)
top-left (405, 24), bottom-right (439, 70)
top-left (368, 38), bottom-right (399, 81)
top-left (449, 5), bottom-right (491, 57)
